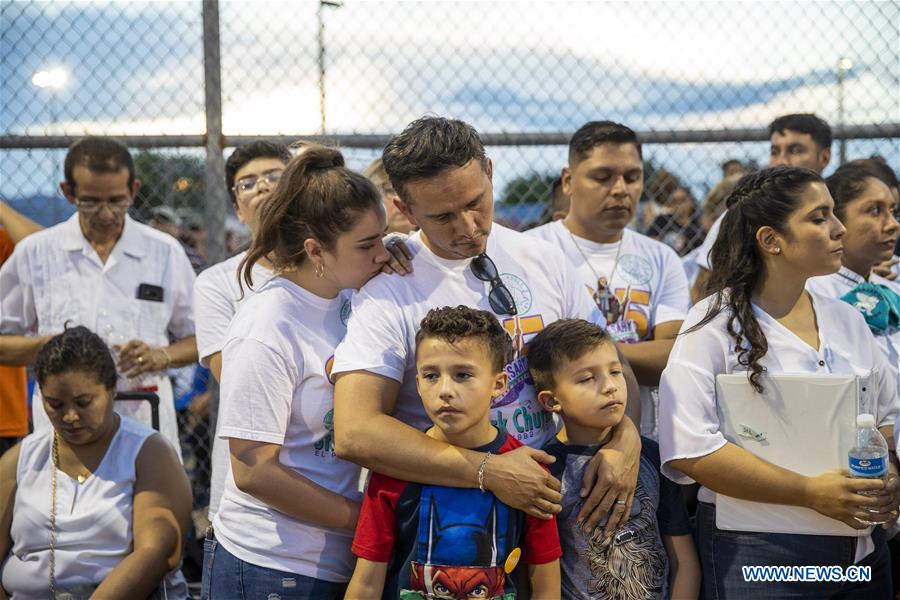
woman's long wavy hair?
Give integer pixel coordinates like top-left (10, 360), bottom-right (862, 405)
top-left (687, 167), bottom-right (824, 392)
top-left (239, 145), bottom-right (382, 292)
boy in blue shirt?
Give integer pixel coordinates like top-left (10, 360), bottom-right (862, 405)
top-left (348, 306), bottom-right (562, 599)
top-left (529, 319), bottom-right (700, 599)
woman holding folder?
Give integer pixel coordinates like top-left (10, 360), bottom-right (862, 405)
top-left (658, 167), bottom-right (899, 598)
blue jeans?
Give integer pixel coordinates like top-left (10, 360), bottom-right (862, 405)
top-left (201, 533), bottom-right (347, 600)
top-left (695, 502), bottom-right (892, 599)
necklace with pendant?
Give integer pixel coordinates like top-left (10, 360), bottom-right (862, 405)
top-left (567, 227), bottom-right (625, 323)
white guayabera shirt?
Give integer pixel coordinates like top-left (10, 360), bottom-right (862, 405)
top-left (0, 214), bottom-right (196, 452)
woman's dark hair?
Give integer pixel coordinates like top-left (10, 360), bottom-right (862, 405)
top-left (689, 167), bottom-right (824, 392)
top-left (240, 145), bottom-right (382, 290)
top-left (826, 164), bottom-right (880, 221)
top-left (34, 326), bottom-right (117, 391)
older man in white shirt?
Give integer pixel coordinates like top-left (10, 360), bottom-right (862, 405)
top-left (0, 136), bottom-right (197, 451)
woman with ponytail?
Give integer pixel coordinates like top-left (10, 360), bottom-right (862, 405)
top-left (658, 167), bottom-right (899, 598)
top-left (202, 146), bottom-right (390, 598)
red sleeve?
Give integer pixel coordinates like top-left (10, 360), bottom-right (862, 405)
top-left (522, 509), bottom-right (562, 564)
top-left (351, 472), bottom-right (406, 562)
top-left (498, 435), bottom-right (562, 564)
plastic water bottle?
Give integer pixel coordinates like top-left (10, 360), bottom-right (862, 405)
top-left (848, 413), bottom-right (889, 525)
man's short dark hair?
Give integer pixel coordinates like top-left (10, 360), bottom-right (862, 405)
top-left (64, 136), bottom-right (134, 192)
top-left (768, 114), bottom-right (832, 151)
top-left (415, 305), bottom-right (512, 373)
top-left (528, 319), bottom-right (614, 393)
top-left (225, 141), bottom-right (292, 202)
top-left (382, 116), bottom-right (488, 205)
top-left (568, 121), bottom-right (642, 167)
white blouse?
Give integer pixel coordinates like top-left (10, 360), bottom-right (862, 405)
top-left (659, 292), bottom-right (898, 496)
top-left (2, 417), bottom-right (187, 598)
top-left (807, 267), bottom-right (900, 385)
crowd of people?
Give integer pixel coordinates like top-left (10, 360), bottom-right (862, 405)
top-left (0, 111), bottom-right (898, 599)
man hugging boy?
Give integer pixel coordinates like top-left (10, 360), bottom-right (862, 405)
top-left (528, 319), bottom-right (700, 600)
top-left (347, 306), bottom-right (562, 599)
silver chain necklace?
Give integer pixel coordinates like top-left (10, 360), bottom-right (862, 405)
top-left (567, 226), bottom-right (626, 322)
top-left (566, 226), bottom-right (624, 285)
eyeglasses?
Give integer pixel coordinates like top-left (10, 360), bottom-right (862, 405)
top-left (470, 253), bottom-right (518, 316)
top-left (233, 170), bottom-right (283, 197)
top-left (74, 197), bottom-right (131, 214)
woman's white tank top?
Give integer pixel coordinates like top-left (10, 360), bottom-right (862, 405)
top-left (1, 416), bottom-right (174, 598)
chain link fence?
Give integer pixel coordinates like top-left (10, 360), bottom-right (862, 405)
top-left (2, 0), bottom-right (899, 584)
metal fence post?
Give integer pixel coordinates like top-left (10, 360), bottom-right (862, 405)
top-left (202, 0), bottom-right (226, 265)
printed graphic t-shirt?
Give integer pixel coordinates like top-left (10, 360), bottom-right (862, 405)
top-left (333, 223), bottom-right (603, 449)
top-left (214, 277), bottom-right (359, 581)
top-left (527, 221), bottom-right (690, 439)
top-left (352, 430), bottom-right (562, 599)
top-left (544, 437), bottom-right (691, 600)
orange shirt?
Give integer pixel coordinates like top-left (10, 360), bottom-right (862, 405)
top-left (0, 229), bottom-right (28, 437)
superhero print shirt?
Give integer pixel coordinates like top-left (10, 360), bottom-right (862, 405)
top-left (544, 437), bottom-right (692, 600)
top-left (352, 430), bottom-right (562, 599)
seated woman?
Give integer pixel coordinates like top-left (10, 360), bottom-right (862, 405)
top-left (0, 326), bottom-right (191, 599)
top-left (658, 167), bottom-right (900, 598)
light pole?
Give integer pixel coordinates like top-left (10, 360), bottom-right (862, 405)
top-left (837, 57), bottom-right (853, 164)
top-left (317, 0), bottom-right (342, 135)
top-left (32, 67), bottom-right (68, 223)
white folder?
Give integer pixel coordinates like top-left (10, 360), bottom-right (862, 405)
top-left (714, 373), bottom-right (872, 537)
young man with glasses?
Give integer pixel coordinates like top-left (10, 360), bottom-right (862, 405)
top-left (527, 121), bottom-right (691, 440)
top-left (0, 136), bottom-right (197, 454)
top-left (333, 116), bottom-right (644, 538)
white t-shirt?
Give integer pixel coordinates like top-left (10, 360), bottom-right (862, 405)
top-left (332, 223), bottom-right (603, 449)
top-left (527, 220), bottom-right (690, 438)
top-left (213, 277), bottom-right (359, 581)
top-left (194, 251), bottom-right (272, 364)
top-left (0, 214), bottom-right (195, 452)
top-left (193, 251), bottom-right (272, 522)
top-left (658, 292), bottom-right (898, 558)
top-left (695, 211), bottom-right (726, 271)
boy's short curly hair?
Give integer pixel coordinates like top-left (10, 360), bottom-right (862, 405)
top-left (527, 319), bottom-right (614, 392)
top-left (415, 306), bottom-right (512, 372)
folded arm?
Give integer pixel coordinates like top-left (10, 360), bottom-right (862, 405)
top-left (229, 438), bottom-right (360, 530)
top-left (93, 434), bottom-right (191, 599)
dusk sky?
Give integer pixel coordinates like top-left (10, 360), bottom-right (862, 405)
top-left (2, 0), bottom-right (898, 211)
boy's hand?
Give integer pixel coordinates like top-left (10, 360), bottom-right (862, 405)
top-left (485, 447), bottom-right (561, 519)
top-left (577, 419), bottom-right (641, 535)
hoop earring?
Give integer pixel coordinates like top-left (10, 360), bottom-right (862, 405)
top-left (315, 262), bottom-right (325, 278)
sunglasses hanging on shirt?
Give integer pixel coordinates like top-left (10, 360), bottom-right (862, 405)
top-left (470, 253), bottom-right (524, 358)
